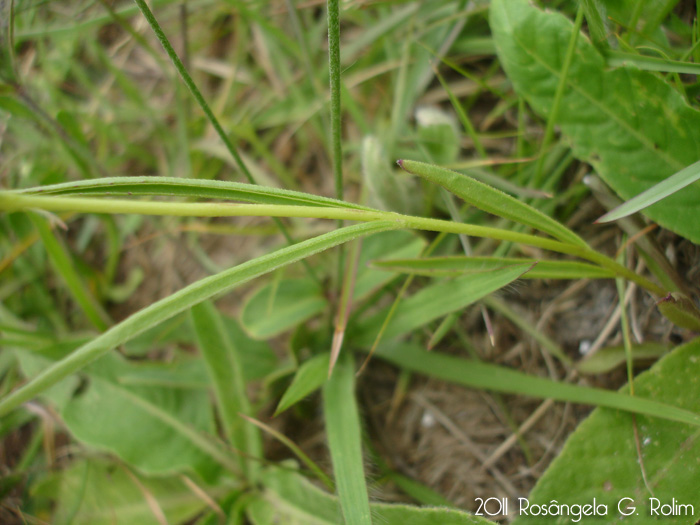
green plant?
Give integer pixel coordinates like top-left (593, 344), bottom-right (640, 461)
top-left (1, 0), bottom-right (699, 523)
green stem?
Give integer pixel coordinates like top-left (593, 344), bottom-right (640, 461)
top-left (133, 0), bottom-right (253, 185)
top-left (132, 0), bottom-right (320, 286)
top-left (0, 192), bottom-right (665, 296)
top-left (532, 5), bottom-right (584, 187)
top-left (327, 0), bottom-right (343, 201)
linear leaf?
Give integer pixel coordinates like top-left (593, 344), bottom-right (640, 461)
top-left (597, 158), bottom-right (700, 223)
top-left (191, 301), bottom-right (262, 480)
top-left (353, 263), bottom-right (533, 346)
top-left (30, 214), bottom-right (111, 331)
top-left (323, 353), bottom-right (371, 525)
top-left (0, 221), bottom-right (398, 417)
top-left (17, 176), bottom-right (374, 210)
top-left (373, 343), bottom-right (700, 427)
top-left (398, 159), bottom-right (587, 248)
top-left (491, 0), bottom-right (700, 243)
top-left (372, 256), bottom-right (615, 280)
top-left (576, 343), bottom-right (669, 375)
top-left (606, 50), bottom-right (700, 75)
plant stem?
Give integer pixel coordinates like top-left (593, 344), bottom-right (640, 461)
top-left (327, 0), bottom-right (343, 202)
top-left (0, 192), bottom-right (665, 296)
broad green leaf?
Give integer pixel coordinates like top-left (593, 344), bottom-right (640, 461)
top-left (0, 221), bottom-right (399, 417)
top-left (17, 176), bottom-right (374, 210)
top-left (490, 0), bottom-right (700, 244)
top-left (398, 159), bottom-right (587, 248)
top-left (61, 353), bottom-right (223, 479)
top-left (50, 458), bottom-right (222, 525)
top-left (275, 353), bottom-right (329, 416)
top-left (241, 278), bottom-right (327, 340)
top-left (372, 256), bottom-right (615, 280)
top-left (513, 338), bottom-right (700, 524)
top-left (353, 263), bottom-right (533, 346)
top-left (191, 301), bottom-right (262, 480)
top-left (597, 159), bottom-right (700, 223)
top-left (576, 343), bottom-right (670, 375)
top-left (322, 353), bottom-right (371, 525)
top-left (373, 342), bottom-right (700, 427)
top-left (224, 318), bottom-right (279, 381)
top-left (247, 464), bottom-right (492, 525)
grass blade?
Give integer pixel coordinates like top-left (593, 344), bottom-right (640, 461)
top-left (373, 343), bottom-right (700, 427)
top-left (191, 301), bottom-right (262, 481)
top-left (0, 221), bottom-right (398, 417)
top-left (322, 353), bottom-right (371, 525)
top-left (398, 159), bottom-right (588, 248)
top-left (29, 214), bottom-right (111, 331)
top-left (132, 0), bottom-right (254, 185)
top-left (17, 176), bottom-right (374, 211)
top-left (596, 158), bottom-right (700, 223)
top-left (606, 50), bottom-right (700, 75)
top-left (354, 263), bottom-right (534, 346)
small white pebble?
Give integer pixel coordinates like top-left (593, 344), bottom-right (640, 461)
top-left (421, 411), bottom-right (436, 428)
top-left (579, 340), bottom-right (592, 355)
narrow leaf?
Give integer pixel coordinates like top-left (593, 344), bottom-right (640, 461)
top-left (322, 353), bottom-right (371, 525)
top-left (606, 50), bottom-right (700, 75)
top-left (398, 159), bottom-right (587, 248)
top-left (372, 256), bottom-right (615, 280)
top-left (18, 176), bottom-right (374, 211)
top-left (191, 301), bottom-right (262, 480)
top-left (596, 158), bottom-right (700, 223)
top-left (354, 263), bottom-right (533, 346)
top-left (576, 343), bottom-right (669, 375)
top-left (0, 221), bottom-right (398, 417)
top-left (30, 213), bottom-right (111, 331)
top-left (373, 343), bottom-right (700, 427)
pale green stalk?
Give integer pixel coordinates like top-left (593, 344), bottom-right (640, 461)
top-left (0, 191), bottom-right (665, 295)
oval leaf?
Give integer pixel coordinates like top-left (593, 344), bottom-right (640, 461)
top-left (491, 0), bottom-right (700, 243)
top-left (513, 338), bottom-right (700, 523)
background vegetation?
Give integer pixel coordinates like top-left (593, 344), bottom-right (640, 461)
top-left (1, 0), bottom-right (700, 523)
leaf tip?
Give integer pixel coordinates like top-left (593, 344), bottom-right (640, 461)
top-left (593, 211), bottom-right (612, 224)
top-left (396, 159), bottom-right (405, 169)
